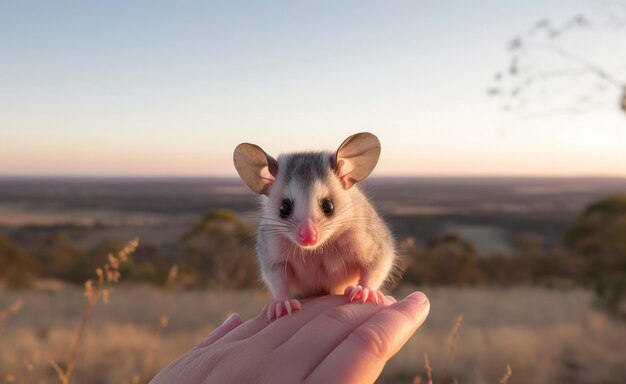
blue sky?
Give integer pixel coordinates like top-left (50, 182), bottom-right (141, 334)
top-left (1, 0), bottom-right (625, 176)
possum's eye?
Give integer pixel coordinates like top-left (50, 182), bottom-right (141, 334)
top-left (279, 199), bottom-right (292, 218)
top-left (321, 198), bottom-right (334, 216)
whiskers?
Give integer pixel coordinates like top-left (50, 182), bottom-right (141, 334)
top-left (248, 203), bottom-right (296, 243)
top-left (319, 194), bottom-right (379, 234)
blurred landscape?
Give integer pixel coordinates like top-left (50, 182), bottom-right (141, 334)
top-left (1, 176), bottom-right (626, 383)
top-left (3, 176), bottom-right (626, 252)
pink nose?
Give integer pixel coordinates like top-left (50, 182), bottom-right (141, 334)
top-left (298, 220), bottom-right (318, 246)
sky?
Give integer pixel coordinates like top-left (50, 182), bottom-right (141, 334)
top-left (1, 0), bottom-right (625, 177)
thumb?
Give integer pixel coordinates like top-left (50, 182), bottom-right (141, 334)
top-left (306, 291), bottom-right (430, 384)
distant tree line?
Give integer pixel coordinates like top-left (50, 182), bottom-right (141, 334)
top-left (0, 210), bottom-right (260, 290)
top-left (1, 196), bottom-right (625, 314)
top-left (401, 233), bottom-right (584, 288)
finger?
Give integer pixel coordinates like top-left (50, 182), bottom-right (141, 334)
top-left (274, 300), bottom-right (388, 371)
top-left (219, 295), bottom-right (348, 345)
top-left (305, 291), bottom-right (430, 384)
top-left (215, 314), bottom-right (269, 344)
top-left (195, 313), bottom-right (243, 348)
top-left (253, 295), bottom-right (371, 347)
top-left (222, 294), bottom-right (395, 347)
top-left (153, 313), bottom-right (244, 381)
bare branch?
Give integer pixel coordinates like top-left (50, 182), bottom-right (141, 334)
top-left (548, 45), bottom-right (624, 87)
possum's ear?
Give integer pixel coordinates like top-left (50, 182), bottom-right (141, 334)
top-left (333, 132), bottom-right (381, 189)
top-left (233, 143), bottom-right (278, 195)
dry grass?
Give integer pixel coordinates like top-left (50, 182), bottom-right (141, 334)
top-left (439, 314), bottom-right (463, 384)
top-left (49, 238), bottom-right (138, 384)
top-left (382, 286), bottom-right (626, 384)
top-left (141, 265), bottom-right (178, 382)
top-left (1, 286), bottom-right (625, 383)
top-left (424, 353), bottom-right (433, 384)
top-left (0, 299), bottom-right (23, 338)
top-left (0, 286), bottom-right (266, 383)
top-left (499, 364), bottom-right (512, 384)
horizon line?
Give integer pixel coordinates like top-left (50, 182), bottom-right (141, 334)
top-left (1, 173), bottom-right (626, 180)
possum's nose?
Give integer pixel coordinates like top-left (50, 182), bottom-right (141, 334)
top-left (298, 219), bottom-right (318, 246)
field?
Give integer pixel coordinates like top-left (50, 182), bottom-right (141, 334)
top-left (1, 177), bottom-right (626, 383)
top-left (1, 285), bottom-right (625, 384)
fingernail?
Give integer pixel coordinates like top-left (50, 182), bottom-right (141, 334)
top-left (223, 312), bottom-right (240, 327)
top-left (405, 291), bottom-right (428, 304)
top-left (196, 313), bottom-right (241, 348)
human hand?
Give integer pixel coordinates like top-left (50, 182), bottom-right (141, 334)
top-left (150, 291), bottom-right (430, 384)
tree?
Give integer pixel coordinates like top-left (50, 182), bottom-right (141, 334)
top-left (36, 232), bottom-right (87, 283)
top-left (180, 209), bottom-right (260, 289)
top-left (513, 234), bottom-right (583, 287)
top-left (402, 234), bottom-right (484, 286)
top-left (0, 233), bottom-right (39, 288)
top-left (489, 2), bottom-right (626, 121)
top-left (565, 195), bottom-right (626, 314)
top-left (121, 241), bottom-right (171, 284)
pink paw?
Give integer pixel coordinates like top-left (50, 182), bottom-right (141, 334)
top-left (262, 298), bottom-right (302, 322)
top-left (344, 285), bottom-right (385, 304)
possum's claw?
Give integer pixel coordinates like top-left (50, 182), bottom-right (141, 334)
top-left (344, 285), bottom-right (383, 304)
top-left (263, 298), bottom-right (302, 322)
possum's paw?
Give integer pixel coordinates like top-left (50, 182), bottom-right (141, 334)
top-left (262, 298), bottom-right (302, 322)
top-left (344, 285), bottom-right (385, 304)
